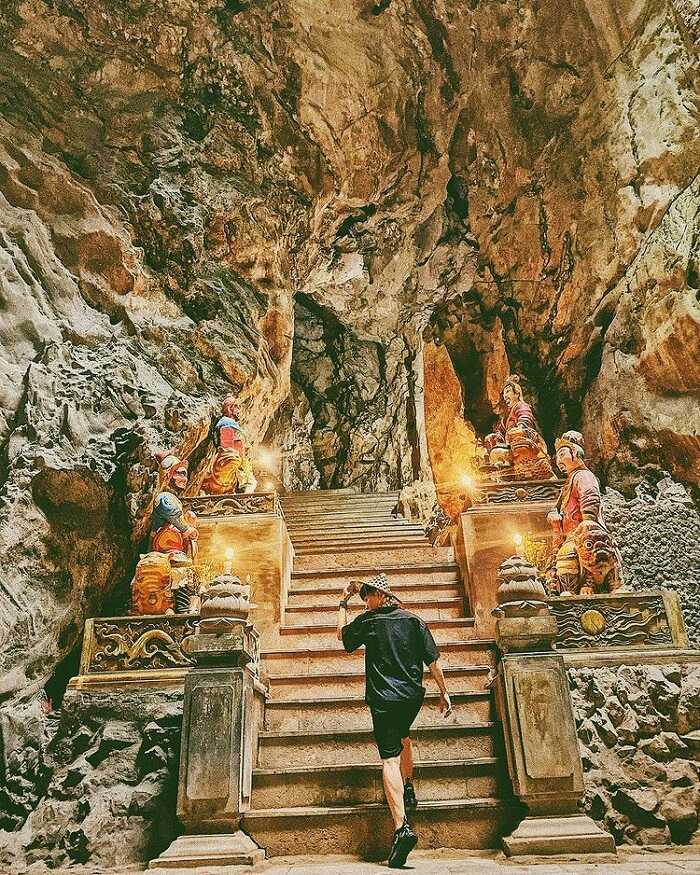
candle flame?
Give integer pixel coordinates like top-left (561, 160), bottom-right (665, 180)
top-left (513, 532), bottom-right (523, 547)
top-left (224, 547), bottom-right (235, 560)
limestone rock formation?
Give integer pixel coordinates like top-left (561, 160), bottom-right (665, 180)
top-left (570, 663), bottom-right (700, 846)
top-left (0, 690), bottom-right (182, 869)
top-left (0, 0), bottom-right (699, 866)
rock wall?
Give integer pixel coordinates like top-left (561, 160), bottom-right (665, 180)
top-left (603, 477), bottom-right (700, 645)
top-left (0, 690), bottom-right (182, 871)
top-left (0, 0), bottom-right (699, 863)
top-left (570, 663), bottom-right (700, 845)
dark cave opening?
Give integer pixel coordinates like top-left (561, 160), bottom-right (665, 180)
top-left (423, 292), bottom-right (582, 452)
top-left (43, 638), bottom-right (82, 712)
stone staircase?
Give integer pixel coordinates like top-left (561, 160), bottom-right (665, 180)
top-left (242, 491), bottom-right (513, 859)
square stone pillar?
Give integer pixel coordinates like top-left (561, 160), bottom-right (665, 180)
top-left (150, 619), bottom-right (266, 870)
top-left (457, 501), bottom-right (552, 638)
top-left (493, 556), bottom-right (615, 857)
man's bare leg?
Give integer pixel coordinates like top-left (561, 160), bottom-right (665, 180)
top-left (382, 755), bottom-right (406, 829)
top-left (400, 736), bottom-right (414, 783)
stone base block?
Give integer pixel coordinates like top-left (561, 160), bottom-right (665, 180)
top-left (502, 814), bottom-right (616, 857)
top-left (149, 831), bottom-right (265, 869)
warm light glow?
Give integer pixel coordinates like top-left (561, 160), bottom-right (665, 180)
top-left (263, 480), bottom-right (275, 491)
top-left (461, 473), bottom-right (475, 490)
top-left (254, 446), bottom-right (279, 471)
top-left (224, 547), bottom-right (235, 560)
top-left (513, 532), bottom-right (523, 547)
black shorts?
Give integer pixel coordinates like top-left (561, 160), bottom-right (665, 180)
top-left (369, 696), bottom-right (424, 760)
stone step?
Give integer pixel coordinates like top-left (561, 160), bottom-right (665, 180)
top-left (290, 531), bottom-right (429, 545)
top-left (261, 639), bottom-right (497, 675)
top-left (242, 797), bottom-right (513, 858)
top-left (291, 563), bottom-right (461, 588)
top-left (286, 523), bottom-right (426, 538)
top-left (281, 490), bottom-right (399, 502)
top-left (251, 757), bottom-right (504, 809)
top-left (281, 502), bottom-right (400, 516)
top-left (257, 722), bottom-right (502, 769)
top-left (266, 665), bottom-right (489, 700)
top-left (284, 510), bottom-right (403, 523)
top-left (287, 580), bottom-right (463, 605)
top-left (292, 539), bottom-right (431, 557)
top-left (275, 617), bottom-right (475, 650)
top-left (284, 597), bottom-right (465, 626)
top-left (289, 526), bottom-right (427, 547)
top-left (264, 690), bottom-right (494, 732)
top-left (293, 545), bottom-right (455, 572)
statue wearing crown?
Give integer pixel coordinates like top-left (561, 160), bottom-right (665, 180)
top-left (483, 375), bottom-right (555, 480)
top-left (201, 396), bottom-right (257, 495)
top-left (546, 431), bottom-right (622, 595)
top-left (131, 450), bottom-right (200, 616)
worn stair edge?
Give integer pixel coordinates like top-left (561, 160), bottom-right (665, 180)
top-left (285, 596), bottom-right (464, 614)
top-left (262, 639), bottom-right (497, 659)
top-left (253, 756), bottom-right (498, 778)
top-left (244, 796), bottom-right (506, 818)
top-left (267, 689), bottom-right (491, 708)
top-left (267, 665), bottom-right (490, 682)
top-left (287, 584), bottom-right (463, 606)
top-left (243, 798), bottom-right (515, 858)
top-left (279, 617), bottom-right (476, 634)
top-left (289, 580), bottom-right (462, 597)
top-left (258, 721), bottom-right (499, 741)
top-left (291, 561), bottom-right (460, 579)
top-left (291, 535), bottom-right (432, 545)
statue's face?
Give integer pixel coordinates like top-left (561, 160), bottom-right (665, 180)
top-left (503, 384), bottom-right (518, 408)
top-left (171, 464), bottom-right (189, 490)
top-left (556, 447), bottom-right (576, 473)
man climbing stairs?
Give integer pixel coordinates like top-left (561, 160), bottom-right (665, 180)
top-left (242, 491), bottom-right (514, 859)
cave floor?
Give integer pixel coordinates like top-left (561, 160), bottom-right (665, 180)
top-left (24, 846), bottom-right (700, 875)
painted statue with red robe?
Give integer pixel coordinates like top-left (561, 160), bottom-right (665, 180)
top-left (201, 396), bottom-right (257, 494)
top-left (547, 431), bottom-right (622, 595)
top-left (484, 375), bottom-right (555, 480)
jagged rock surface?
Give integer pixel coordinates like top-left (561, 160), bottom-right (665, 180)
top-left (603, 478), bottom-right (700, 645)
top-left (570, 664), bottom-right (700, 846)
top-left (0, 690), bottom-right (182, 870)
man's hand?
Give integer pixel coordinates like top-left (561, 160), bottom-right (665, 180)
top-left (439, 691), bottom-right (452, 717)
top-left (341, 583), bottom-right (355, 603)
top-left (342, 579), bottom-right (363, 602)
top-left (184, 525), bottom-right (199, 541)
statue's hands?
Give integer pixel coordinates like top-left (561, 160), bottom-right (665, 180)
top-left (580, 585), bottom-right (594, 596)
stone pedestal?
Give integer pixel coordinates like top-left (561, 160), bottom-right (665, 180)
top-left (185, 507), bottom-right (294, 648)
top-left (457, 501), bottom-right (552, 638)
top-left (492, 557), bottom-right (615, 858)
top-left (150, 618), bottom-right (266, 869)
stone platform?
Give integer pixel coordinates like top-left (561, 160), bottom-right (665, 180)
top-left (23, 846), bottom-right (700, 874)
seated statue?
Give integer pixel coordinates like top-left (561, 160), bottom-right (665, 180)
top-left (151, 450), bottom-right (199, 556)
top-left (131, 551), bottom-right (174, 615)
top-left (201, 396), bottom-right (257, 495)
top-left (483, 375), bottom-right (555, 480)
top-left (546, 431), bottom-right (622, 595)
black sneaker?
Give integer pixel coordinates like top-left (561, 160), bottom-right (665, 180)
top-left (388, 819), bottom-right (418, 868)
top-left (403, 780), bottom-right (417, 810)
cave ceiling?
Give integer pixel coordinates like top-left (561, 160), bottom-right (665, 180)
top-left (0, 0), bottom-right (698, 702)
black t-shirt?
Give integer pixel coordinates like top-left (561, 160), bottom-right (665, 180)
top-left (341, 604), bottom-right (440, 705)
